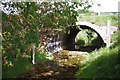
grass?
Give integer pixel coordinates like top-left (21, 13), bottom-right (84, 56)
top-left (76, 46), bottom-right (120, 78)
top-left (76, 14), bottom-right (119, 78)
top-left (2, 52), bottom-right (48, 78)
top-left (78, 13), bottom-right (118, 26)
top-left (76, 31), bottom-right (120, 78)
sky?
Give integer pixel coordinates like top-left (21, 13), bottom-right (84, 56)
top-left (1, 0), bottom-right (120, 15)
top-left (89, 0), bottom-right (120, 12)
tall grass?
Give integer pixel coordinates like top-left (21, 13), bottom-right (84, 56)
top-left (76, 31), bottom-right (120, 78)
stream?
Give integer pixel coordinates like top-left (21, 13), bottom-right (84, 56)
top-left (17, 50), bottom-right (89, 79)
top-left (18, 60), bottom-right (79, 79)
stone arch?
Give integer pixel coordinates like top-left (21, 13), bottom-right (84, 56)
top-left (59, 25), bottom-right (106, 52)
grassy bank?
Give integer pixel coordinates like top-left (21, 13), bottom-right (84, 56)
top-left (78, 13), bottom-right (118, 26)
top-left (76, 31), bottom-right (120, 78)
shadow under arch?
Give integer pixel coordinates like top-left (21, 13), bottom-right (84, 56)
top-left (60, 25), bottom-right (106, 52)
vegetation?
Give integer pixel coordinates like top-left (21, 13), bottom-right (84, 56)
top-left (3, 52), bottom-right (47, 78)
top-left (78, 13), bottom-right (118, 26)
top-left (75, 29), bottom-right (98, 49)
top-left (2, 1), bottom-right (91, 78)
top-left (76, 30), bottom-right (120, 78)
top-left (1, 1), bottom-right (119, 79)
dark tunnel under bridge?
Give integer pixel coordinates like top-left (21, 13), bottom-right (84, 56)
top-left (47, 25), bottom-right (106, 53)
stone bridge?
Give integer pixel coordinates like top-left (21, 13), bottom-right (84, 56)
top-left (76, 22), bottom-right (118, 44)
top-left (47, 22), bottom-right (118, 54)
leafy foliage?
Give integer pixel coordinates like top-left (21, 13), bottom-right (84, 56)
top-left (2, 2), bottom-right (79, 60)
top-left (1, 1), bottom-right (92, 78)
top-left (38, 2), bottom-right (79, 28)
top-left (1, 2), bottom-right (80, 78)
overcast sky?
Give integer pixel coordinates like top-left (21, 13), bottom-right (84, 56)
top-left (90, 0), bottom-right (120, 12)
top-left (1, 0), bottom-right (120, 14)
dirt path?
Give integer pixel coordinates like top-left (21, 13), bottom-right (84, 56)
top-left (18, 60), bottom-right (79, 80)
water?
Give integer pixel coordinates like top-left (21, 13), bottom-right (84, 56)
top-left (47, 41), bottom-right (63, 55)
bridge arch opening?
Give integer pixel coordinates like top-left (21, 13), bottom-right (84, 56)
top-left (47, 25), bottom-right (106, 53)
top-left (60, 25), bottom-right (106, 52)
top-left (75, 28), bottom-right (103, 52)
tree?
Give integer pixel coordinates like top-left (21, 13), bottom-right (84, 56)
top-left (1, 1), bottom-right (91, 65)
top-left (1, 2), bottom-right (76, 62)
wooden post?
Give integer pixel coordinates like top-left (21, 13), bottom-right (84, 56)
top-left (32, 44), bottom-right (35, 64)
top-left (106, 20), bottom-right (111, 48)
